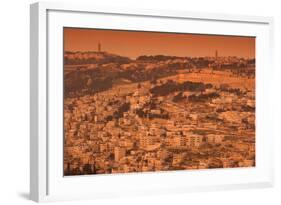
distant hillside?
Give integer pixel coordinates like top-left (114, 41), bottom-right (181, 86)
top-left (64, 51), bottom-right (132, 65)
top-left (137, 55), bottom-right (187, 61)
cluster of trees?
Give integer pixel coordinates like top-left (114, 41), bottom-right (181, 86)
top-left (137, 55), bottom-right (215, 69)
top-left (192, 57), bottom-right (210, 68)
top-left (188, 92), bottom-right (220, 102)
top-left (65, 61), bottom-right (180, 98)
top-left (64, 70), bottom-right (114, 97)
top-left (150, 80), bottom-right (213, 96)
top-left (136, 55), bottom-right (186, 62)
top-left (205, 113), bottom-right (224, 123)
top-left (172, 92), bottom-right (186, 102)
top-left (113, 102), bottom-right (131, 119)
top-left (219, 85), bottom-right (245, 96)
top-left (135, 108), bottom-right (169, 119)
top-left (135, 99), bottom-right (169, 119)
top-left (241, 105), bottom-right (255, 112)
top-left (117, 66), bottom-right (177, 83)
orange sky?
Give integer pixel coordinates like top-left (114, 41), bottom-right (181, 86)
top-left (64, 27), bottom-right (255, 59)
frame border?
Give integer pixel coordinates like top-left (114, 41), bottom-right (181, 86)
top-left (30, 1), bottom-right (274, 202)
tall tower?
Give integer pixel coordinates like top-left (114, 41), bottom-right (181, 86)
top-left (98, 42), bottom-right (101, 52)
top-left (215, 50), bottom-right (218, 60)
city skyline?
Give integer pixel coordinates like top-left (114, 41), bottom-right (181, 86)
top-left (63, 27), bottom-right (255, 176)
top-left (64, 28), bottom-right (255, 59)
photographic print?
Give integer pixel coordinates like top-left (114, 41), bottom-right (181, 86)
top-left (63, 28), bottom-right (255, 176)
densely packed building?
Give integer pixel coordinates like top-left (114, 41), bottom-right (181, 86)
top-left (64, 55), bottom-right (255, 175)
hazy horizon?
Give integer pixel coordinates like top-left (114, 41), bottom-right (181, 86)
top-left (64, 50), bottom-right (256, 60)
top-left (64, 28), bottom-right (255, 59)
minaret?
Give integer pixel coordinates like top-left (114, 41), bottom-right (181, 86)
top-left (215, 50), bottom-right (218, 60)
top-left (98, 42), bottom-right (101, 52)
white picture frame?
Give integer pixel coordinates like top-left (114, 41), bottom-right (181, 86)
top-left (30, 1), bottom-right (274, 202)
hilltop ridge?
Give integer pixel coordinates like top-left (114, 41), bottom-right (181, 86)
top-left (64, 51), bottom-right (132, 65)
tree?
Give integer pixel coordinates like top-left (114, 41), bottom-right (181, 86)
top-left (150, 77), bottom-right (157, 84)
top-left (172, 92), bottom-right (185, 102)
